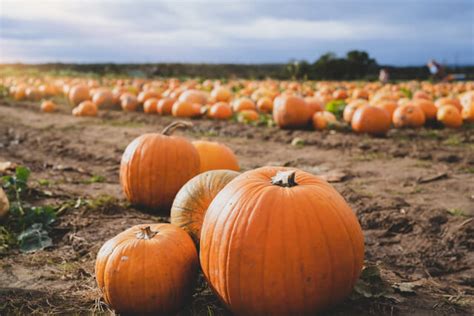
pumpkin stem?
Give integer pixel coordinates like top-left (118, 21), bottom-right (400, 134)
top-left (136, 226), bottom-right (157, 240)
top-left (271, 170), bottom-right (298, 187)
top-left (161, 121), bottom-right (193, 135)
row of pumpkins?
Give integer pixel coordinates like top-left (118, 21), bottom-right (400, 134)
top-left (3, 76), bottom-right (474, 135)
top-left (95, 121), bottom-right (365, 315)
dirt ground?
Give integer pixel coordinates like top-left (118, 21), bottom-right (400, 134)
top-left (0, 99), bottom-right (473, 315)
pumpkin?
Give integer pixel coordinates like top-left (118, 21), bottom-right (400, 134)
top-left (332, 89), bottom-right (348, 100)
top-left (170, 170), bottom-right (240, 243)
top-left (435, 97), bottom-right (462, 112)
top-left (209, 102), bottom-right (233, 120)
top-left (392, 103), bottom-right (425, 128)
top-left (413, 99), bottom-right (437, 120)
top-left (237, 109), bottom-right (259, 123)
top-left (232, 98), bottom-right (256, 112)
top-left (120, 93), bottom-right (139, 112)
top-left (211, 87), bottom-right (232, 102)
top-left (343, 99), bottom-right (368, 123)
top-left (462, 102), bottom-right (474, 122)
top-left (40, 100), bottom-right (56, 113)
top-left (256, 97), bottom-right (273, 113)
top-left (92, 89), bottom-right (115, 108)
top-left (172, 101), bottom-right (201, 118)
top-left (437, 105), bottom-right (463, 128)
top-left (157, 97), bottom-right (176, 115)
top-left (138, 90), bottom-right (161, 104)
top-left (413, 90), bottom-right (431, 100)
top-left (200, 167), bottom-right (364, 315)
top-left (72, 101), bottom-right (97, 117)
top-left (38, 84), bottom-right (58, 97)
top-left (120, 121), bottom-right (200, 211)
top-left (304, 97), bottom-right (324, 116)
top-left (25, 87), bottom-right (41, 101)
top-left (143, 98), bottom-right (159, 114)
top-left (96, 224), bottom-right (198, 314)
top-left (312, 111), bottom-right (337, 130)
top-left (13, 86), bottom-right (26, 101)
top-left (351, 106), bottom-right (391, 135)
top-left (352, 88), bottom-right (369, 100)
top-left (374, 101), bottom-right (397, 118)
top-left (68, 85), bottom-right (90, 106)
top-left (179, 89), bottom-right (208, 105)
top-left (192, 140), bottom-right (239, 173)
top-left (273, 95), bottom-right (311, 129)
top-left (0, 187), bottom-right (9, 219)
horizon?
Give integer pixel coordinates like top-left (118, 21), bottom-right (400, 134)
top-left (1, 0), bottom-right (473, 66)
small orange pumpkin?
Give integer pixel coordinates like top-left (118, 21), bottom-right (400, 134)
top-left (179, 89), bottom-right (208, 105)
top-left (437, 105), bottom-right (463, 128)
top-left (192, 140), bottom-right (240, 173)
top-left (172, 101), bottom-right (201, 118)
top-left (157, 97), bottom-right (176, 115)
top-left (120, 93), bottom-right (139, 112)
top-left (233, 98), bottom-right (256, 112)
top-left (210, 87), bottom-right (232, 102)
top-left (200, 167), bottom-right (364, 315)
top-left (143, 98), bottom-right (159, 114)
top-left (414, 99), bottom-right (437, 120)
top-left (138, 90), bottom-right (161, 104)
top-left (92, 89), bottom-right (115, 108)
top-left (461, 102), bottom-right (474, 122)
top-left (392, 103), bottom-right (425, 128)
top-left (312, 111), bottom-right (337, 130)
top-left (237, 109), bottom-right (259, 123)
top-left (72, 101), bottom-right (97, 117)
top-left (343, 99), bottom-right (368, 123)
top-left (96, 224), bottom-right (198, 315)
top-left (170, 170), bottom-right (240, 243)
top-left (40, 100), bottom-right (56, 113)
top-left (435, 97), bottom-right (462, 112)
top-left (256, 97), bottom-right (273, 113)
top-left (351, 106), bottom-right (391, 135)
top-left (120, 121), bottom-right (200, 212)
top-left (209, 102), bottom-right (233, 120)
top-left (273, 95), bottom-right (311, 129)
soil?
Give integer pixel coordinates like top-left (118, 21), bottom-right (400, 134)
top-left (0, 99), bottom-right (473, 315)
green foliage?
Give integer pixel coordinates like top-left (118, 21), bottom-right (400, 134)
top-left (325, 99), bottom-right (347, 118)
top-left (399, 87), bottom-right (413, 99)
top-left (1, 166), bottom-right (57, 253)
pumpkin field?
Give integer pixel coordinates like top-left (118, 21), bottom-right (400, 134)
top-left (0, 74), bottom-right (473, 315)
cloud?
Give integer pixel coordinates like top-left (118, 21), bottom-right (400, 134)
top-left (0, 0), bottom-right (472, 65)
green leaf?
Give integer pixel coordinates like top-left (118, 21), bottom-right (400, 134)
top-left (23, 206), bottom-right (57, 228)
top-left (18, 223), bottom-right (53, 253)
top-left (15, 166), bottom-right (31, 183)
top-left (325, 100), bottom-right (346, 118)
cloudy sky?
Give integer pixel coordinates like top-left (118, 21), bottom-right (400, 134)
top-left (0, 0), bottom-right (473, 65)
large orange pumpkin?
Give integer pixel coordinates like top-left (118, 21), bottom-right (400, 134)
top-left (120, 121), bottom-right (200, 212)
top-left (392, 103), bottom-right (426, 128)
top-left (273, 95), bottom-right (311, 129)
top-left (192, 140), bottom-right (239, 173)
top-left (351, 106), bottom-right (391, 135)
top-left (200, 167), bottom-right (364, 315)
top-left (69, 85), bottom-right (90, 106)
top-left (170, 170), bottom-right (240, 244)
top-left (437, 105), bottom-right (462, 128)
top-left (96, 224), bottom-right (198, 314)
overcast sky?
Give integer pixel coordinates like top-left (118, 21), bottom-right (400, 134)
top-left (0, 0), bottom-right (473, 65)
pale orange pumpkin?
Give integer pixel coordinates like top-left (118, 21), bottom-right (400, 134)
top-left (462, 102), bottom-right (474, 122)
top-left (312, 111), bottom-right (337, 130)
top-left (179, 89), bottom-right (208, 105)
top-left (237, 109), bottom-right (259, 123)
top-left (138, 90), bottom-right (161, 104)
top-left (437, 105), bottom-right (462, 128)
top-left (200, 167), bottom-right (364, 315)
top-left (170, 170), bottom-right (240, 243)
top-left (273, 95), bottom-right (311, 129)
top-left (233, 98), bottom-right (256, 112)
top-left (304, 97), bottom-right (324, 116)
top-left (192, 140), bottom-right (239, 173)
top-left (96, 224), bottom-right (198, 314)
top-left (435, 97), bottom-right (462, 112)
top-left (343, 99), bottom-right (368, 123)
top-left (93, 89), bottom-right (115, 108)
top-left (210, 87), bottom-right (232, 102)
top-left (120, 93), bottom-right (139, 112)
top-left (120, 121), bottom-right (200, 212)
top-left (374, 101), bottom-right (397, 118)
top-left (0, 187), bottom-right (9, 219)
top-left (256, 97), bottom-right (273, 113)
top-left (69, 85), bottom-right (90, 106)
top-left (413, 99), bottom-right (437, 120)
